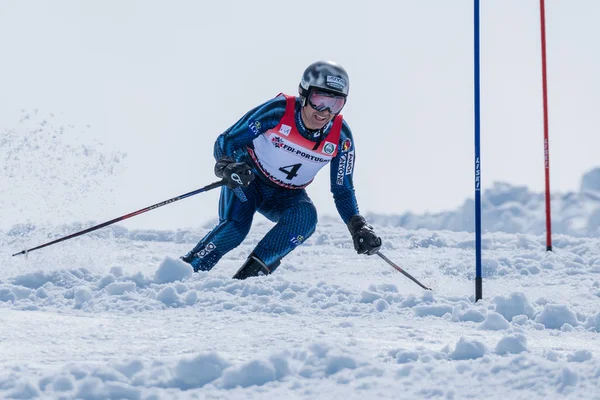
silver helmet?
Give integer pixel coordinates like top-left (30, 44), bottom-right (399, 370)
top-left (298, 61), bottom-right (350, 103)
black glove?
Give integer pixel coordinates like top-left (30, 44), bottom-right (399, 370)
top-left (215, 157), bottom-right (255, 189)
top-left (347, 215), bottom-right (382, 255)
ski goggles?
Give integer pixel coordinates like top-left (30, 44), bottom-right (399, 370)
top-left (307, 90), bottom-right (346, 114)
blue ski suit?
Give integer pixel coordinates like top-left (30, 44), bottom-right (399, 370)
top-left (183, 94), bottom-right (360, 272)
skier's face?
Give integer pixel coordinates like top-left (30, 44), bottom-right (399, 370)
top-left (301, 103), bottom-right (335, 130)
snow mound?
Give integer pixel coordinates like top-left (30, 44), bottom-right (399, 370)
top-left (29, 342), bottom-right (368, 397)
top-left (495, 333), bottom-right (528, 355)
top-left (493, 292), bottom-right (535, 321)
top-left (154, 257), bottom-right (193, 284)
top-left (566, 350), bottom-right (593, 363)
top-left (584, 312), bottom-right (600, 332)
top-left (478, 312), bottom-right (511, 331)
top-left (580, 167), bottom-right (600, 193)
top-left (369, 167), bottom-right (600, 237)
top-left (535, 304), bottom-right (579, 330)
top-left (171, 352), bottom-right (231, 389)
top-left (449, 337), bottom-right (487, 360)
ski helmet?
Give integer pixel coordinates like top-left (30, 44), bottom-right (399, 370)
top-left (298, 61), bottom-right (350, 104)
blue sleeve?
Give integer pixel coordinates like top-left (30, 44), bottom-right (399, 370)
top-left (214, 95), bottom-right (287, 161)
top-left (330, 119), bottom-right (360, 224)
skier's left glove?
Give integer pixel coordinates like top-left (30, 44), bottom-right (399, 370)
top-left (347, 215), bottom-right (382, 255)
top-left (215, 156), bottom-right (255, 189)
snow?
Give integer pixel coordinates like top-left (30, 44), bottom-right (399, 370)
top-left (535, 304), bottom-right (579, 330)
top-left (369, 170), bottom-right (600, 238)
top-left (2, 116), bottom-right (600, 399)
top-left (478, 312), bottom-right (511, 331)
top-left (494, 333), bottom-right (528, 355)
top-left (449, 337), bottom-right (487, 360)
top-left (492, 292), bottom-right (536, 321)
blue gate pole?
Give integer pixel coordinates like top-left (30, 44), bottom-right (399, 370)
top-left (474, 0), bottom-right (483, 302)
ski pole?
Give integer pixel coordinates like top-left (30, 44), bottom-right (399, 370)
top-left (12, 179), bottom-right (226, 257)
top-left (376, 251), bottom-right (432, 291)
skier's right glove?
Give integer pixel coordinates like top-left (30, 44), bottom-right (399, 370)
top-left (215, 156), bottom-right (255, 189)
top-left (347, 215), bottom-right (382, 255)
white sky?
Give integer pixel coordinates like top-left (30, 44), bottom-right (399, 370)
top-left (1, 0), bottom-right (599, 230)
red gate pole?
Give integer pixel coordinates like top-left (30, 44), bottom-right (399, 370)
top-left (540, 0), bottom-right (552, 251)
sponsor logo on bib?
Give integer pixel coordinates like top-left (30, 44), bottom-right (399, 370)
top-left (323, 142), bottom-right (336, 155)
top-left (279, 124), bottom-right (291, 136)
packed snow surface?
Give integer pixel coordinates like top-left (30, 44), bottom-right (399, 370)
top-left (2, 222), bottom-right (600, 399)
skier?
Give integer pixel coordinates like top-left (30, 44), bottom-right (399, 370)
top-left (181, 60), bottom-right (382, 279)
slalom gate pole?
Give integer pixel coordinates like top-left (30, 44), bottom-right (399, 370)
top-left (539, 0), bottom-right (553, 252)
top-left (376, 252), bottom-right (432, 291)
top-left (474, 0), bottom-right (483, 301)
top-left (12, 180), bottom-right (225, 257)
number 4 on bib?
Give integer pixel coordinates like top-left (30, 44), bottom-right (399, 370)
top-left (278, 163), bottom-right (302, 180)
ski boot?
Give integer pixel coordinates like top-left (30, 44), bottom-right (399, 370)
top-left (232, 253), bottom-right (280, 280)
